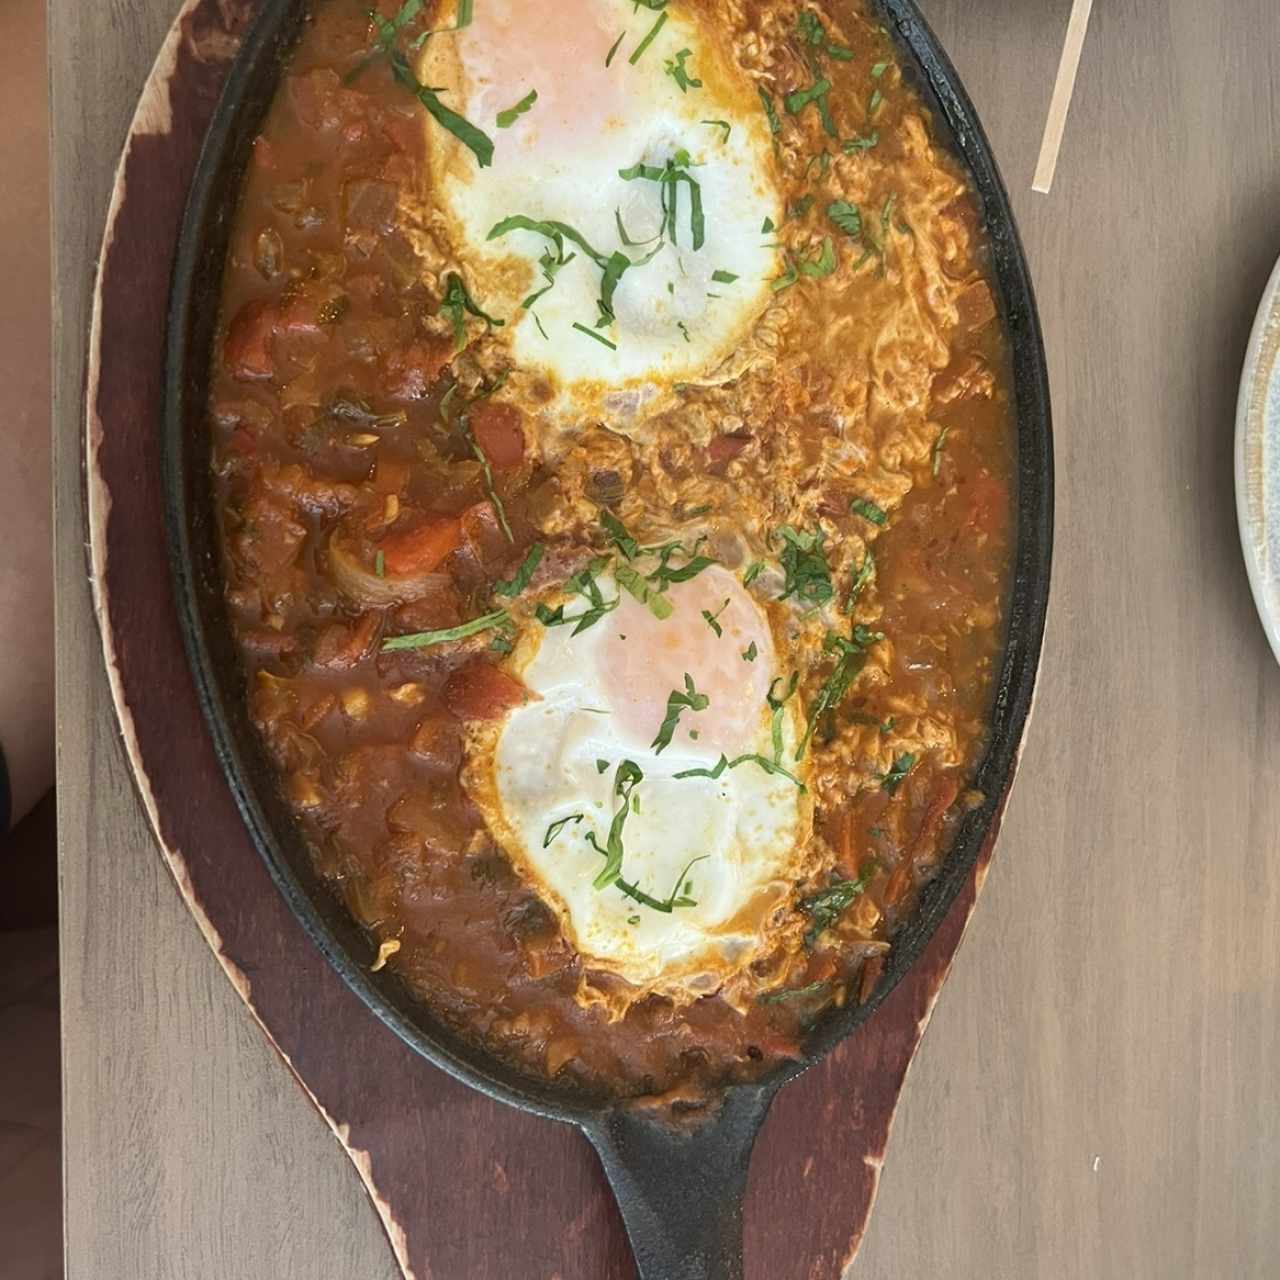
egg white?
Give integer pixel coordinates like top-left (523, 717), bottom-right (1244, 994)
top-left (465, 566), bottom-right (813, 1000)
top-left (418, 0), bottom-right (784, 423)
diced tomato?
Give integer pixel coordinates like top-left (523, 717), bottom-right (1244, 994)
top-left (289, 67), bottom-right (370, 135)
top-left (381, 338), bottom-right (452, 400)
top-left (380, 516), bottom-right (463, 576)
top-left (707, 432), bottom-right (752, 467)
top-left (227, 426), bottom-right (258, 457)
top-left (223, 298), bottom-right (279, 381)
top-left (442, 661), bottom-right (529, 721)
top-left (309, 613), bottom-right (379, 671)
top-left (251, 137), bottom-right (277, 171)
top-left (408, 714), bottom-right (462, 772)
top-left (469, 402), bottom-right (526, 469)
top-left (276, 289), bottom-right (325, 336)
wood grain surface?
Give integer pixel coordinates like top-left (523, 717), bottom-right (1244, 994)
top-left (54, 2), bottom-right (1280, 1278)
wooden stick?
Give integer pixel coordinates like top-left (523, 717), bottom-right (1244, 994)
top-left (1032, 0), bottom-right (1096, 194)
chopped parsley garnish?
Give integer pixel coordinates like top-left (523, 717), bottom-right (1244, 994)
top-left (787, 194), bottom-right (816, 221)
top-left (761, 215), bottom-right (776, 234)
top-left (743, 560), bottom-right (766, 586)
top-left (847, 547), bottom-right (875, 608)
top-left (843, 131), bottom-right (879, 152)
top-left (880, 752), bottom-right (917, 794)
top-left (573, 321), bottom-right (618, 350)
top-left (495, 89), bottom-right (537, 128)
top-left (382, 609), bottom-right (510, 651)
top-left (618, 153), bottom-right (705, 251)
top-left (796, 9), bottom-right (854, 62)
top-left (800, 864), bottom-right (877, 946)
top-left (799, 236), bottom-right (837, 279)
top-left (616, 564), bottom-right (675, 620)
top-left (673, 751), bottom-right (805, 792)
top-left (771, 252), bottom-right (799, 293)
top-left (536, 559), bottom-right (620, 633)
top-left (932, 426), bottom-right (950, 477)
top-left (871, 60), bottom-right (890, 78)
top-left (758, 980), bottom-right (830, 1004)
top-left (676, 320), bottom-right (692, 343)
top-left (758, 87), bottom-right (783, 136)
top-left (543, 813), bottom-right (583, 848)
top-left (601, 510), bottom-right (640, 560)
top-left (796, 627), bottom-right (880, 759)
top-left (493, 542), bottom-right (544, 597)
top-left (701, 598), bottom-right (730, 637)
top-left (665, 48), bottom-right (702, 93)
top-left (742, 640), bottom-right (758, 662)
top-left (652, 673), bottom-right (709, 753)
top-left (868, 87), bottom-right (884, 117)
top-left (615, 208), bottom-right (661, 248)
top-left (596, 759), bottom-right (610, 774)
top-left (605, 30), bottom-right (626, 67)
top-left (785, 78), bottom-right (837, 137)
top-left (361, 13), bottom-right (493, 167)
top-left (586, 761), bottom-right (643, 889)
top-left (702, 119), bottom-right (731, 142)
top-left (880, 193), bottom-right (898, 240)
top-left (827, 200), bottom-right (863, 237)
top-left (711, 268), bottom-right (739, 284)
top-left (440, 273), bottom-right (504, 351)
top-left (487, 214), bottom-right (626, 322)
top-left (776, 525), bottom-right (834, 609)
top-left (766, 672), bottom-right (799, 763)
top-left (850, 497), bottom-right (888, 526)
top-left (647, 543), bottom-right (717, 589)
top-left (374, 550), bottom-right (386, 578)
top-left (629, 9), bottom-right (668, 64)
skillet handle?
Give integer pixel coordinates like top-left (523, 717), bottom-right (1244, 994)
top-left (583, 1085), bottom-right (776, 1280)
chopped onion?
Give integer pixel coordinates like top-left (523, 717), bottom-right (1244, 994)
top-left (329, 531), bottom-right (451, 606)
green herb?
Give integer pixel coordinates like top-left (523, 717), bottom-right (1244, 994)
top-left (596, 759), bottom-right (610, 774)
top-left (586, 761), bottom-right (644, 889)
top-left (674, 751), bottom-right (805, 791)
top-left (867, 87), bottom-right (883, 116)
top-left (758, 980), bottom-right (830, 1004)
top-left (496, 88), bottom-right (537, 128)
top-left (382, 609), bottom-right (510, 651)
top-left (785, 78), bottom-right (837, 137)
top-left (380, 44), bottom-right (493, 167)
top-left (652, 673), bottom-right (709, 753)
top-left (743, 560), bottom-right (765, 586)
top-left (711, 268), bottom-right (739, 283)
top-left (601, 510), bottom-right (640, 559)
top-left (629, 10), bottom-right (667, 64)
top-left (605, 30), bottom-right (626, 66)
top-left (609, 854), bottom-right (708, 913)
top-left (493, 543), bottom-right (544, 597)
top-left (615, 208), bottom-right (661, 248)
top-left (374, 550), bottom-right (386, 578)
top-left (795, 9), bottom-right (854, 62)
top-left (766, 671), bottom-right (799, 763)
top-left (543, 813), bottom-right (584, 848)
top-left (842, 131), bottom-right (879, 153)
top-left (799, 236), bottom-right (837, 279)
top-left (871, 60), bottom-right (889, 78)
top-left (537, 560), bottom-right (620, 634)
top-left (440, 272), bottom-right (504, 351)
top-left (533, 313), bottom-right (549, 339)
top-left (573, 321), bottom-right (617, 350)
top-left (796, 628), bottom-right (875, 758)
top-left (647, 546), bottom-right (717, 589)
top-left (618, 155), bottom-right (705, 251)
top-left (827, 200), bottom-right (863, 237)
top-left (628, 914), bottom-right (641, 924)
top-left (758, 87), bottom-right (782, 136)
top-left (776, 526), bottom-right (833, 609)
top-left (931, 426), bottom-right (950, 477)
top-left (676, 320), bottom-right (692, 343)
top-left (804, 151), bottom-right (830, 180)
top-left (761, 216), bottom-right (776, 234)
top-left (880, 752), bottom-right (916, 794)
top-left (701, 598), bottom-right (730, 637)
top-left (462, 415), bottom-right (514, 543)
top-left (487, 214), bottom-right (623, 320)
top-left (847, 547), bottom-right (874, 608)
top-left (800, 865), bottom-right (877, 946)
top-left (665, 48), bottom-right (702, 92)
top-left (743, 640), bottom-right (758, 662)
top-left (880, 193), bottom-right (897, 240)
top-left (702, 119), bottom-right (731, 142)
top-left (772, 252), bottom-right (799, 293)
top-left (616, 563), bottom-right (675, 620)
top-left (850, 497), bottom-right (887, 526)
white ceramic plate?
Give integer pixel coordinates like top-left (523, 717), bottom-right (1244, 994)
top-left (1236, 253), bottom-right (1280, 666)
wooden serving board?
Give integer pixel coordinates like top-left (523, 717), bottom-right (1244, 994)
top-left (85, 2), bottom-right (1009, 1275)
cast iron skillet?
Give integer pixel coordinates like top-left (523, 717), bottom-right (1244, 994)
top-left (164, 3), bottom-right (1053, 1275)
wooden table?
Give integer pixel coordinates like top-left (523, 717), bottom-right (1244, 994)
top-left (53, 2), bottom-right (1280, 1276)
